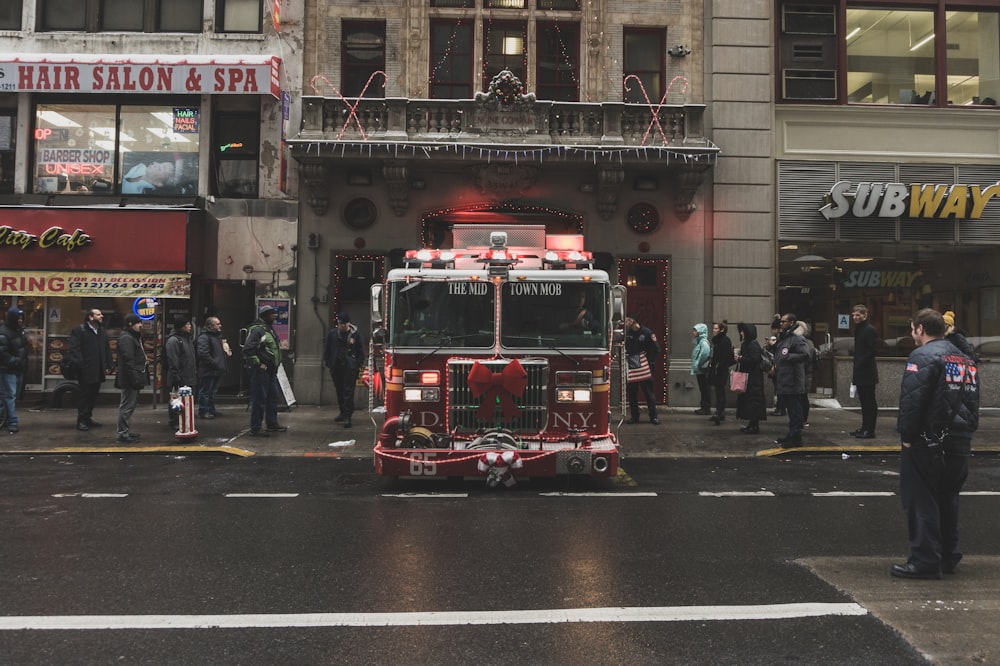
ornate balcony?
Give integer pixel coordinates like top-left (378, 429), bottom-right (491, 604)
top-left (290, 82), bottom-right (719, 219)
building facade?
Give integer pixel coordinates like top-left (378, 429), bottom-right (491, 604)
top-left (0, 0), bottom-right (302, 397)
top-left (290, 0), bottom-right (743, 407)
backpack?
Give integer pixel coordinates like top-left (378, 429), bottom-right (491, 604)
top-left (759, 346), bottom-right (774, 373)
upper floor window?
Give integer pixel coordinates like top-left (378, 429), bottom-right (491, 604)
top-left (212, 111), bottom-right (259, 198)
top-left (430, 20), bottom-right (474, 99)
top-left (623, 28), bottom-right (665, 103)
top-left (33, 102), bottom-right (200, 196)
top-left (0, 0), bottom-right (22, 30)
top-left (37, 0), bottom-right (201, 32)
top-left (342, 21), bottom-right (386, 97)
top-left (483, 20), bottom-right (527, 91)
top-left (536, 22), bottom-right (579, 101)
top-left (0, 110), bottom-right (15, 194)
top-left (217, 0), bottom-right (262, 33)
top-left (778, 1), bottom-right (1000, 106)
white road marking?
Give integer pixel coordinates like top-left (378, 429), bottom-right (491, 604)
top-left (52, 493), bottom-right (129, 498)
top-left (0, 603), bottom-right (868, 630)
top-left (223, 493), bottom-right (300, 498)
top-left (961, 491), bottom-right (1000, 496)
top-left (381, 493), bottom-right (469, 498)
top-left (538, 491), bottom-right (658, 497)
top-left (812, 491), bottom-right (894, 497)
top-left (699, 491), bottom-right (776, 497)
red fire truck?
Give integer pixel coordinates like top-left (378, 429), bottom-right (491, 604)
top-left (369, 225), bottom-right (626, 486)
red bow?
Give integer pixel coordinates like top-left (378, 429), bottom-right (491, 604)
top-left (467, 360), bottom-right (528, 421)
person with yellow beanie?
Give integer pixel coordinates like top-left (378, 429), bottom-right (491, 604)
top-left (943, 310), bottom-right (978, 363)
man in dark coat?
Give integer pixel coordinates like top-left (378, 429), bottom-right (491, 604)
top-left (165, 315), bottom-right (196, 430)
top-left (69, 308), bottom-right (114, 431)
top-left (195, 316), bottom-right (228, 419)
top-left (323, 312), bottom-right (366, 428)
top-left (625, 314), bottom-right (661, 425)
top-left (893, 308), bottom-right (978, 579)
top-left (115, 314), bottom-right (148, 443)
top-left (708, 321), bottom-right (735, 425)
top-left (0, 307), bottom-right (28, 434)
top-left (773, 313), bottom-right (810, 448)
top-left (851, 304), bottom-right (880, 438)
top-left (735, 322), bottom-right (767, 434)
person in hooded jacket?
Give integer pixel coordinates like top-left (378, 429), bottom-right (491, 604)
top-left (691, 323), bottom-right (712, 415)
top-left (794, 320), bottom-right (818, 427)
top-left (734, 322), bottom-right (767, 434)
top-left (0, 307), bottom-right (28, 434)
top-left (707, 321), bottom-right (735, 425)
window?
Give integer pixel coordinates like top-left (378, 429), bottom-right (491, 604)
top-left (37, 0), bottom-right (200, 32)
top-left (342, 21), bottom-right (386, 97)
top-left (0, 0), bottom-right (22, 30)
top-left (778, 1), bottom-right (1000, 106)
top-left (483, 20), bottom-right (527, 91)
top-left (216, 0), bottom-right (262, 33)
top-left (430, 0), bottom-right (473, 6)
top-left (623, 29), bottom-right (665, 103)
top-left (536, 22), bottom-right (580, 101)
top-left (212, 111), bottom-right (259, 198)
top-left (430, 20), bottom-right (474, 99)
top-left (0, 111), bottom-right (14, 194)
top-left (33, 103), bottom-right (201, 195)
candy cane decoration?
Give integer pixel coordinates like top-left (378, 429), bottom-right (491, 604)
top-left (477, 451), bottom-right (523, 488)
top-left (309, 71), bottom-right (387, 141)
top-left (623, 74), bottom-right (689, 146)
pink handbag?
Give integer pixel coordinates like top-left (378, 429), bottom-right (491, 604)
top-left (729, 370), bottom-right (748, 393)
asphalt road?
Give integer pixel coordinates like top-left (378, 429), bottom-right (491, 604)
top-left (2, 455), bottom-right (998, 665)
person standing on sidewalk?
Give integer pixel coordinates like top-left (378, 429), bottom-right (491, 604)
top-left (625, 314), bottom-right (661, 425)
top-left (243, 305), bottom-right (286, 437)
top-left (892, 308), bottom-right (979, 579)
top-left (195, 316), bottom-right (228, 419)
top-left (691, 323), bottom-right (712, 415)
top-left (774, 313), bottom-right (809, 448)
top-left (851, 304), bottom-right (879, 439)
top-left (734, 322), bottom-right (767, 434)
top-left (0, 307), bottom-right (28, 434)
top-left (115, 314), bottom-right (148, 443)
top-left (323, 311), bottom-right (365, 428)
top-left (69, 308), bottom-right (114, 431)
top-left (708, 321), bottom-right (734, 425)
top-left (165, 315), bottom-right (196, 431)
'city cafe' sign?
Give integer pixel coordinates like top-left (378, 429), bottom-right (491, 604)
top-left (820, 181), bottom-right (1000, 220)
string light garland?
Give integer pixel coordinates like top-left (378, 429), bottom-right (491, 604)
top-left (332, 252), bottom-right (384, 320)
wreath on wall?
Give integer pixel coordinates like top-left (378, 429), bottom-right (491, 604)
top-left (627, 203), bottom-right (661, 234)
top-left (476, 70), bottom-right (535, 109)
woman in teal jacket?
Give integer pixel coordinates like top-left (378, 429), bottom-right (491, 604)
top-left (691, 323), bottom-right (712, 414)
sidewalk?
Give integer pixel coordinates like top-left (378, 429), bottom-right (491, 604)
top-left (1, 397), bottom-right (997, 459)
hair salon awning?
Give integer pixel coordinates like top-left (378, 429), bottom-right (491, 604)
top-left (0, 54), bottom-right (281, 98)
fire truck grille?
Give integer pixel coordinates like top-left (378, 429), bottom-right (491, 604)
top-left (448, 359), bottom-right (549, 433)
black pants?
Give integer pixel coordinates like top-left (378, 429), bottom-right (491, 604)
top-left (696, 374), bottom-right (711, 411)
top-left (857, 383), bottom-right (878, 432)
top-left (331, 364), bottom-right (357, 419)
top-left (711, 375), bottom-right (727, 417)
top-left (783, 392), bottom-right (805, 439)
top-left (627, 379), bottom-right (657, 421)
top-left (900, 441), bottom-right (969, 570)
top-left (77, 381), bottom-right (101, 425)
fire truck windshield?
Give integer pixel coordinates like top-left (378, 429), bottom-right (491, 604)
top-left (500, 281), bottom-right (609, 349)
top-left (387, 280), bottom-right (496, 347)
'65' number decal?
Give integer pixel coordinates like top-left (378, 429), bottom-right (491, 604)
top-left (409, 452), bottom-right (437, 476)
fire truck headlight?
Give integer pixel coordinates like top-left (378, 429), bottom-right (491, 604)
top-left (556, 388), bottom-right (592, 403)
top-left (404, 387), bottom-right (440, 402)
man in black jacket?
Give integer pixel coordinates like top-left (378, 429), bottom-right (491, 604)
top-left (773, 313), bottom-right (809, 448)
top-left (323, 312), bottom-right (365, 428)
top-left (195, 316), bottom-right (228, 419)
top-left (892, 308), bottom-right (979, 579)
top-left (69, 308), bottom-right (114, 431)
top-left (851, 304), bottom-right (879, 438)
top-left (115, 314), bottom-right (148, 443)
top-left (0, 307), bottom-right (28, 434)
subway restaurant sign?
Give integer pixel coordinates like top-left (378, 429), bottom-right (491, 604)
top-left (0, 271), bottom-right (191, 298)
top-left (820, 181), bottom-right (1000, 220)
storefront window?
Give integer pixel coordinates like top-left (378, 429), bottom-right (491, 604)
top-left (33, 103), bottom-right (200, 196)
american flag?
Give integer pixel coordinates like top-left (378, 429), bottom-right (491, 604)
top-left (944, 358), bottom-right (966, 384)
top-left (906, 362), bottom-right (918, 372)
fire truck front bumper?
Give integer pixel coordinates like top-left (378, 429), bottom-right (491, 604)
top-left (374, 441), bottom-right (619, 480)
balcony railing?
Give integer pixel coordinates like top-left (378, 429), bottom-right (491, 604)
top-left (297, 96), bottom-right (711, 149)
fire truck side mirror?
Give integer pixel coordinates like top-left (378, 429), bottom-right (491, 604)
top-left (370, 284), bottom-right (384, 324)
top-left (372, 327), bottom-right (388, 345)
top-left (611, 285), bottom-right (627, 323)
